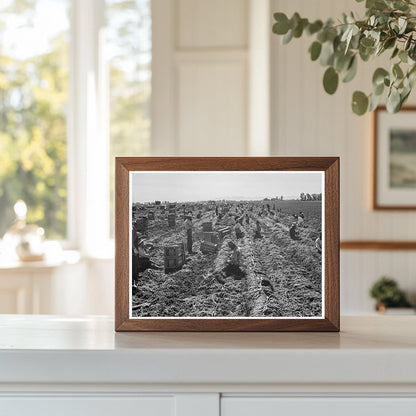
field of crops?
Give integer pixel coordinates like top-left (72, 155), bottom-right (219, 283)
top-left (132, 199), bottom-right (322, 318)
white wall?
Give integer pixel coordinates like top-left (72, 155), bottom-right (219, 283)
top-left (152, 0), bottom-right (270, 156)
top-left (271, 0), bottom-right (416, 313)
top-left (58, 0), bottom-right (416, 316)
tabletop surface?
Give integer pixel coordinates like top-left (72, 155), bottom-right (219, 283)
top-left (0, 314), bottom-right (415, 350)
top-left (1, 315), bottom-right (415, 385)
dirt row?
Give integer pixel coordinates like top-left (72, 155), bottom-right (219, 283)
top-left (132, 204), bottom-right (322, 317)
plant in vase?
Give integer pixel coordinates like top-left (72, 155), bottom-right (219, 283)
top-left (369, 276), bottom-right (412, 312)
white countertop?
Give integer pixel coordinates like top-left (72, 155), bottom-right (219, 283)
top-left (0, 315), bottom-right (415, 386)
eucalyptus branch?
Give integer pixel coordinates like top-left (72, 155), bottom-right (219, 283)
top-left (272, 0), bottom-right (416, 115)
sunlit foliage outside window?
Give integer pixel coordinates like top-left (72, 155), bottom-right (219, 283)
top-left (0, 0), bottom-right (151, 240)
top-left (0, 0), bottom-right (70, 239)
top-left (107, 0), bottom-right (151, 237)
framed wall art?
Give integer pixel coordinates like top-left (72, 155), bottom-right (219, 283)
top-left (374, 106), bottom-right (416, 210)
top-left (115, 157), bottom-right (339, 331)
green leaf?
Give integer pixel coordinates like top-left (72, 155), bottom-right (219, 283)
top-left (393, 63), bottom-right (404, 79)
top-left (399, 49), bottom-right (408, 63)
top-left (342, 56), bottom-right (357, 83)
top-left (398, 17), bottom-right (407, 34)
top-left (366, 0), bottom-right (388, 10)
top-left (391, 47), bottom-right (399, 59)
top-left (386, 87), bottom-right (401, 113)
top-left (290, 13), bottom-right (301, 30)
top-left (408, 68), bottom-right (416, 88)
top-left (293, 18), bottom-right (308, 38)
top-left (334, 52), bottom-right (351, 72)
top-left (383, 37), bottom-right (396, 50)
top-left (273, 13), bottom-right (290, 35)
top-left (372, 68), bottom-right (389, 86)
top-left (409, 44), bottom-right (416, 61)
top-left (393, 0), bottom-right (409, 11)
top-left (309, 41), bottom-right (322, 61)
top-left (282, 29), bottom-right (293, 44)
top-left (405, 34), bottom-right (413, 51)
top-left (323, 67), bottom-right (339, 94)
top-left (400, 88), bottom-right (411, 106)
top-left (359, 47), bottom-right (374, 62)
top-left (352, 91), bottom-right (369, 115)
top-left (369, 92), bottom-right (383, 111)
top-left (320, 40), bottom-right (335, 66)
top-left (307, 20), bottom-right (323, 35)
top-left (374, 82), bottom-right (385, 96)
top-left (360, 37), bottom-right (375, 48)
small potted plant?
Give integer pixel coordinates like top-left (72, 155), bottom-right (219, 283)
top-left (370, 276), bottom-right (414, 314)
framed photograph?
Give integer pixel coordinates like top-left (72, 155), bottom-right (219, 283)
top-left (374, 106), bottom-right (416, 210)
top-left (115, 157), bottom-right (339, 331)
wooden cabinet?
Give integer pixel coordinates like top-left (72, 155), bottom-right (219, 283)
top-left (2, 397), bottom-right (175, 416)
top-left (0, 316), bottom-right (415, 416)
top-left (222, 398), bottom-right (416, 416)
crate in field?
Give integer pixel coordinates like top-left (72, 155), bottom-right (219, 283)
top-left (164, 243), bottom-right (185, 272)
top-left (168, 203), bottom-right (176, 211)
top-left (168, 213), bottom-right (176, 227)
top-left (217, 227), bottom-right (231, 239)
top-left (134, 217), bottom-right (148, 232)
top-left (202, 221), bottom-right (213, 232)
top-left (202, 231), bottom-right (220, 244)
top-left (155, 201), bottom-right (161, 205)
top-left (200, 241), bottom-right (218, 254)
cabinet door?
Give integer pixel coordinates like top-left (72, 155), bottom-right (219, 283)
top-left (222, 397), bottom-right (416, 416)
top-left (1, 396), bottom-right (175, 416)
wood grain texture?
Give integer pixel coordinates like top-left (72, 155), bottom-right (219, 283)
top-left (373, 106), bottom-right (416, 210)
top-left (115, 157), bottom-right (340, 332)
top-left (340, 241), bottom-right (416, 250)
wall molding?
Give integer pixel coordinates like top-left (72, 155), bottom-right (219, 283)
top-left (340, 241), bottom-right (416, 250)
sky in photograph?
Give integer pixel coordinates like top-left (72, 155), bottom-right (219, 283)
top-left (131, 171), bottom-right (323, 203)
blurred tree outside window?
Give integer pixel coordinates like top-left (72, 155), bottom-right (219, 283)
top-left (106, 0), bottom-right (151, 237)
top-left (0, 0), bottom-right (151, 242)
top-left (0, 0), bottom-right (70, 239)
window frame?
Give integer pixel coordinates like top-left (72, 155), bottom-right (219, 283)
top-left (67, 0), bottom-right (111, 257)
top-left (0, 0), bottom-right (152, 258)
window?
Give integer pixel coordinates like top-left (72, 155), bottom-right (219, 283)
top-left (0, 0), bottom-right (151, 251)
top-left (0, 0), bottom-right (70, 239)
top-left (106, 0), bottom-right (151, 237)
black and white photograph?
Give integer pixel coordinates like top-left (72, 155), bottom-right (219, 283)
top-left (130, 171), bottom-right (324, 318)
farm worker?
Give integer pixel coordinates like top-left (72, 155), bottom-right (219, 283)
top-left (234, 221), bottom-right (244, 239)
top-left (135, 238), bottom-right (161, 273)
top-left (132, 231), bottom-right (140, 279)
top-left (245, 213), bottom-right (250, 225)
top-left (254, 220), bottom-right (262, 239)
top-left (184, 216), bottom-right (194, 254)
top-left (289, 222), bottom-right (300, 240)
top-left (315, 232), bottom-right (322, 253)
top-left (297, 215), bottom-right (304, 226)
top-left (224, 241), bottom-right (245, 278)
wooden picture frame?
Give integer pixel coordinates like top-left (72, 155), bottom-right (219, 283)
top-left (115, 157), bottom-right (339, 332)
top-left (373, 106), bottom-right (416, 210)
